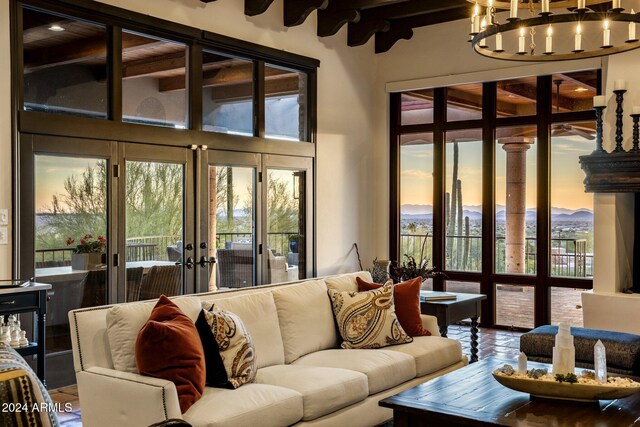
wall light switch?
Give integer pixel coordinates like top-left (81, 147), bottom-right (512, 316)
top-left (0, 209), bottom-right (7, 225)
top-left (0, 227), bottom-right (7, 245)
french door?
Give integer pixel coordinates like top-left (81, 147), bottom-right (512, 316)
top-left (20, 136), bottom-right (313, 387)
top-left (20, 135), bottom-right (195, 387)
top-left (201, 150), bottom-right (313, 290)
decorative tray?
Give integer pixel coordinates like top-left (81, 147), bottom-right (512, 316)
top-left (493, 367), bottom-right (640, 402)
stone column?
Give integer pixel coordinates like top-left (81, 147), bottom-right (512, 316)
top-left (499, 137), bottom-right (533, 274)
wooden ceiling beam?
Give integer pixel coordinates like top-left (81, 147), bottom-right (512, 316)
top-left (347, 19), bottom-right (390, 47)
top-left (349, 0), bottom-right (469, 47)
top-left (160, 64), bottom-right (292, 92)
top-left (24, 32), bottom-right (160, 72)
top-left (317, 9), bottom-right (361, 36)
top-left (316, 0), bottom-right (408, 36)
top-left (374, 4), bottom-right (470, 52)
top-left (211, 77), bottom-right (299, 102)
top-left (245, 0), bottom-right (275, 16)
top-left (284, 0), bottom-right (329, 27)
top-left (122, 51), bottom-right (185, 79)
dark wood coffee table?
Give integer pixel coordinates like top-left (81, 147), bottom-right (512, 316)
top-left (380, 356), bottom-right (640, 427)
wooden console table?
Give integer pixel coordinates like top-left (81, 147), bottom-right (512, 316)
top-left (0, 283), bottom-right (51, 384)
top-left (420, 291), bottom-right (486, 362)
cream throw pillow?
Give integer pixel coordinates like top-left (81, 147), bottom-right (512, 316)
top-left (327, 281), bottom-right (413, 349)
top-left (198, 304), bottom-right (257, 389)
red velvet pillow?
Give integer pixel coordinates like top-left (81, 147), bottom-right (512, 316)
top-left (356, 277), bottom-right (431, 337)
top-left (135, 295), bottom-right (206, 413)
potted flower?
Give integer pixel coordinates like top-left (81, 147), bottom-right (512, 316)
top-left (388, 236), bottom-right (444, 283)
top-left (67, 234), bottom-right (106, 270)
top-left (288, 234), bottom-right (300, 254)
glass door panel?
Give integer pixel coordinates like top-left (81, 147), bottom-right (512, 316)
top-left (495, 126), bottom-right (538, 275)
top-left (445, 129), bottom-right (482, 272)
top-left (124, 160), bottom-right (185, 301)
top-left (210, 165), bottom-right (256, 289)
top-left (400, 133), bottom-right (433, 267)
top-left (34, 155), bottom-right (108, 354)
top-left (265, 168), bottom-right (305, 283)
top-left (121, 144), bottom-right (193, 301)
top-left (550, 122), bottom-right (594, 278)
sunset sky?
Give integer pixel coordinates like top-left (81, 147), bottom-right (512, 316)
top-left (401, 134), bottom-right (594, 212)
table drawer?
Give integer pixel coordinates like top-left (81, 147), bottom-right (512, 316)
top-left (0, 292), bottom-right (39, 311)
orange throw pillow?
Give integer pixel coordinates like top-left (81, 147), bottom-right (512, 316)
top-left (135, 295), bottom-right (206, 413)
top-left (356, 277), bottom-right (431, 337)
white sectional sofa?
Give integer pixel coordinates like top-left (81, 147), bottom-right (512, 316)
top-left (69, 272), bottom-right (467, 427)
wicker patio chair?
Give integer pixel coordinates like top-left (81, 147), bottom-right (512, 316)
top-left (79, 269), bottom-right (107, 308)
top-left (139, 265), bottom-right (182, 300)
top-left (216, 249), bottom-right (254, 288)
top-left (125, 267), bottom-right (145, 302)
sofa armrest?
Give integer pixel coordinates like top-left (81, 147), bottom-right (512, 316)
top-left (77, 367), bottom-right (182, 427)
top-left (420, 314), bottom-right (441, 336)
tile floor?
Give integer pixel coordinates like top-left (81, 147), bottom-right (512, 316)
top-left (49, 324), bottom-right (523, 426)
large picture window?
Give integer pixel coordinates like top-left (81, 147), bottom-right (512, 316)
top-left (391, 71), bottom-right (598, 330)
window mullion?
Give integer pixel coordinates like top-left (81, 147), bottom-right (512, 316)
top-left (536, 74), bottom-right (552, 327)
top-left (432, 87), bottom-right (446, 291)
top-left (108, 25), bottom-right (122, 122)
top-left (255, 61), bottom-right (265, 138)
top-left (481, 81), bottom-right (496, 327)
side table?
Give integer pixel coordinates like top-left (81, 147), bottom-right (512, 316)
top-left (0, 282), bottom-right (51, 384)
top-left (420, 291), bottom-right (487, 363)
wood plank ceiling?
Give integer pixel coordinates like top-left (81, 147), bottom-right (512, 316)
top-left (201, 0), bottom-right (471, 53)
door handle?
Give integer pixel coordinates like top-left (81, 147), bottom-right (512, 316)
top-left (199, 256), bottom-right (216, 268)
top-left (176, 257), bottom-right (195, 269)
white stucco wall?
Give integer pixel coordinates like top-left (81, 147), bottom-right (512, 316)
top-left (0, 0), bottom-right (378, 278)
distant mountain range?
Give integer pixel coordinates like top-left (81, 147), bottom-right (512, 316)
top-left (401, 205), bottom-right (593, 222)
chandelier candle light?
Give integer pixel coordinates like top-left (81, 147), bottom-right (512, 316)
top-left (467, 0), bottom-right (640, 62)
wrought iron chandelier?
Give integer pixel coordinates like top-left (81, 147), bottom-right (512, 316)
top-left (468, 0), bottom-right (640, 61)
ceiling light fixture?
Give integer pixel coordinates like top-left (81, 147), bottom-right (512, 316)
top-left (574, 87), bottom-right (589, 92)
top-left (467, 0), bottom-right (640, 62)
top-left (48, 24), bottom-right (65, 32)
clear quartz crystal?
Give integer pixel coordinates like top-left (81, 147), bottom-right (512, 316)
top-left (552, 322), bottom-right (575, 375)
top-left (594, 340), bottom-right (607, 384)
top-left (518, 352), bottom-right (527, 375)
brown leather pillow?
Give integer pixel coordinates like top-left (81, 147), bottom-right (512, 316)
top-left (356, 277), bottom-right (431, 337)
top-left (135, 295), bottom-right (206, 413)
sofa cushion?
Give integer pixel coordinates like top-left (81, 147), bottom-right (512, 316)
top-left (255, 365), bottom-right (368, 421)
top-left (272, 280), bottom-right (338, 363)
top-left (106, 296), bottom-right (202, 373)
top-left (385, 336), bottom-right (463, 377)
top-left (196, 306), bottom-right (257, 389)
top-left (183, 383), bottom-right (303, 427)
top-left (292, 349), bottom-right (416, 394)
top-left (204, 292), bottom-right (285, 368)
top-left (324, 271), bottom-right (373, 293)
top-left (357, 277), bottom-right (431, 337)
top-left (328, 282), bottom-right (413, 349)
top-left (135, 296), bottom-right (206, 413)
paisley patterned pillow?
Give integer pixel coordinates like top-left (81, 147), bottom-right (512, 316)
top-left (195, 304), bottom-right (257, 389)
top-left (328, 281), bottom-right (413, 349)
